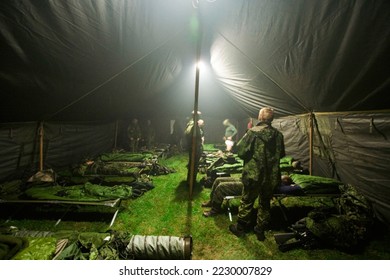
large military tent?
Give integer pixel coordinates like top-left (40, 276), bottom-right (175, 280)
top-left (0, 0), bottom-right (389, 225)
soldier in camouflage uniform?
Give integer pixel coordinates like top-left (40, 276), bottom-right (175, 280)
top-left (223, 119), bottom-right (238, 153)
top-left (127, 118), bottom-right (142, 152)
top-left (184, 111), bottom-right (204, 186)
top-left (202, 175), bottom-right (302, 217)
top-left (202, 177), bottom-right (243, 217)
top-left (142, 119), bottom-right (156, 150)
top-left (229, 107), bottom-right (285, 241)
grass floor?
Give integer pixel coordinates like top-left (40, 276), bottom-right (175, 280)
top-left (118, 153), bottom-right (390, 260)
top-left (2, 152), bottom-right (390, 260)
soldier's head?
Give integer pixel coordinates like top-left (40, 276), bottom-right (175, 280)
top-left (258, 107), bottom-right (274, 124)
top-left (197, 119), bottom-right (204, 127)
top-left (223, 119), bottom-right (230, 126)
top-left (281, 175), bottom-right (293, 185)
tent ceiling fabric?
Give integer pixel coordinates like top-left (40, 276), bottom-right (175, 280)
top-left (0, 0), bottom-right (389, 122)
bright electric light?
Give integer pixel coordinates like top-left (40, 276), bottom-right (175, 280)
top-left (196, 61), bottom-right (204, 70)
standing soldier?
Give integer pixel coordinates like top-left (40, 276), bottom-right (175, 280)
top-left (229, 107), bottom-right (285, 241)
top-left (127, 118), bottom-right (142, 152)
top-left (143, 119), bottom-right (156, 150)
top-left (197, 119), bottom-right (205, 146)
top-left (184, 111), bottom-right (203, 186)
top-left (222, 119), bottom-right (238, 153)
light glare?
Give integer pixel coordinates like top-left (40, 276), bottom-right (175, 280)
top-left (196, 61), bottom-right (204, 70)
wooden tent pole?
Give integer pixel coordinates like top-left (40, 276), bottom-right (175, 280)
top-left (39, 122), bottom-right (44, 171)
top-left (188, 6), bottom-right (203, 200)
top-left (189, 47), bottom-right (201, 199)
top-left (309, 113), bottom-right (314, 175)
top-left (114, 120), bottom-right (119, 150)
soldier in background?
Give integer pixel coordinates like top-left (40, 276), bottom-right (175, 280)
top-left (222, 119), bottom-right (238, 153)
top-left (127, 118), bottom-right (142, 152)
top-left (143, 119), bottom-right (156, 150)
top-left (198, 119), bottom-right (205, 146)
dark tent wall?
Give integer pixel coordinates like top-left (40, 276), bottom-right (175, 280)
top-left (0, 116), bottom-right (241, 183)
top-left (273, 111), bottom-right (390, 226)
top-left (1, 112), bottom-right (390, 226)
top-left (0, 122), bottom-right (38, 181)
top-left (313, 111), bottom-right (390, 225)
top-left (0, 121), bottom-right (116, 181)
top-left (0, 0), bottom-right (389, 224)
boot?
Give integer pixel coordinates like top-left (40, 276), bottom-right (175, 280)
top-left (203, 202), bottom-right (222, 217)
top-left (254, 226), bottom-right (265, 241)
top-left (203, 208), bottom-right (220, 217)
top-left (229, 222), bottom-right (248, 238)
top-left (201, 200), bottom-right (212, 207)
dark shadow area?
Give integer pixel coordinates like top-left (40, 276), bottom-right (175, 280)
top-left (174, 179), bottom-right (204, 202)
top-left (361, 219), bottom-right (390, 253)
top-left (185, 200), bottom-right (193, 238)
top-left (269, 205), bottom-right (318, 230)
top-left (173, 179), bottom-right (204, 237)
top-left (219, 203), bottom-right (317, 231)
top-left (172, 180), bottom-right (205, 238)
top-left (0, 204), bottom-right (118, 224)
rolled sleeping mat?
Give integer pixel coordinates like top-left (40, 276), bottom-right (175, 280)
top-left (126, 235), bottom-right (192, 260)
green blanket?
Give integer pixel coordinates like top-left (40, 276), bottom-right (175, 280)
top-left (24, 181), bottom-right (153, 201)
top-left (290, 174), bottom-right (342, 194)
top-left (99, 152), bottom-right (154, 162)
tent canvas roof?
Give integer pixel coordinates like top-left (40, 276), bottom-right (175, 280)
top-left (0, 0), bottom-right (389, 122)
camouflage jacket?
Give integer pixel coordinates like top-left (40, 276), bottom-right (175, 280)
top-left (236, 122), bottom-right (285, 187)
top-left (127, 124), bottom-right (142, 139)
top-left (184, 120), bottom-right (202, 145)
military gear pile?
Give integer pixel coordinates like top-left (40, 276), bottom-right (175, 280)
top-left (276, 184), bottom-right (374, 252)
top-left (305, 184), bottom-right (374, 251)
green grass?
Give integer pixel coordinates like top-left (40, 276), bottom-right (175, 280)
top-left (2, 152), bottom-right (390, 260)
top-left (115, 153), bottom-right (390, 260)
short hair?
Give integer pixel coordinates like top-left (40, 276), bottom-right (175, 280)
top-left (281, 175), bottom-right (293, 185)
top-left (258, 107), bottom-right (274, 123)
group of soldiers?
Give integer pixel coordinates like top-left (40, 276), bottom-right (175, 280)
top-left (184, 108), bottom-right (285, 241)
top-left (127, 118), bottom-right (156, 152)
top-left (128, 107), bottom-right (374, 252)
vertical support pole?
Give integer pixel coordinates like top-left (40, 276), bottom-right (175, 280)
top-left (188, 7), bottom-right (203, 199)
top-left (309, 113), bottom-right (314, 175)
top-left (114, 120), bottom-right (119, 150)
top-left (188, 112), bottom-right (198, 200)
top-left (39, 122), bottom-right (44, 171)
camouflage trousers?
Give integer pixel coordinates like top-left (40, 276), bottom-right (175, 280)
top-left (210, 177), bottom-right (243, 206)
top-left (237, 179), bottom-right (274, 232)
